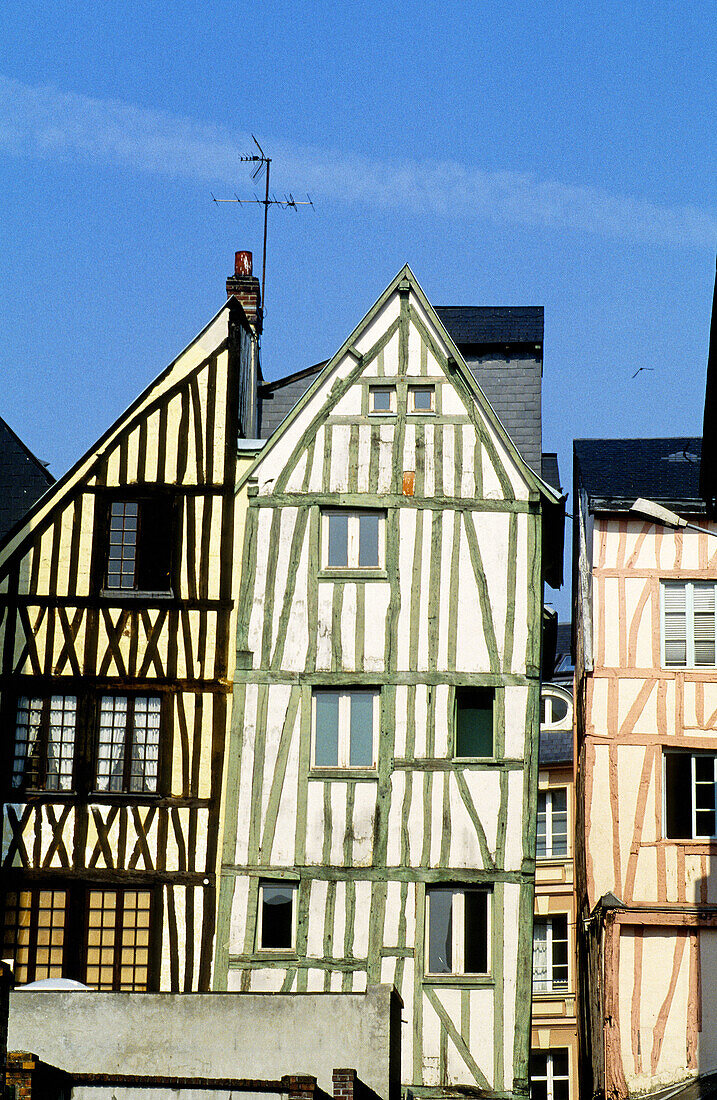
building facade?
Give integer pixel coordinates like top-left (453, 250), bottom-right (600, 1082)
top-left (574, 437), bottom-right (717, 1098)
top-left (214, 267), bottom-right (562, 1099)
top-left (0, 291), bottom-right (259, 992)
top-left (531, 624), bottom-right (578, 1100)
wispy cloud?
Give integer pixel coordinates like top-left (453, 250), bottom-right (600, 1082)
top-left (1, 74), bottom-right (715, 248)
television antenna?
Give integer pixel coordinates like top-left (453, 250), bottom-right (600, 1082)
top-left (212, 136), bottom-right (313, 317)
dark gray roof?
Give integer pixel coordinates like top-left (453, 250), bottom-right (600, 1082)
top-left (539, 728), bottom-right (573, 767)
top-left (542, 453), bottom-right (561, 491)
top-left (0, 418), bottom-right (54, 542)
top-left (258, 363), bottom-right (325, 439)
top-left (435, 306), bottom-right (543, 346)
top-left (555, 622), bottom-right (571, 660)
top-left (574, 437), bottom-right (703, 511)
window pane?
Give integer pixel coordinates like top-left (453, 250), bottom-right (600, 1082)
top-left (665, 753), bottom-right (693, 838)
top-left (455, 688), bottom-right (493, 757)
top-left (107, 501), bottom-right (138, 590)
top-left (314, 692), bottom-right (340, 766)
top-left (358, 513), bottom-right (380, 568)
top-left (551, 788), bottom-right (568, 857)
top-left (550, 697), bottom-right (568, 722)
top-left (371, 387), bottom-right (393, 412)
top-left (349, 691), bottom-right (375, 766)
top-left (261, 885), bottom-right (294, 949)
top-left (410, 386), bottom-right (434, 411)
top-left (327, 513), bottom-right (349, 567)
top-left (46, 695), bottom-right (77, 791)
top-left (552, 1049), bottom-right (569, 1077)
top-left (536, 792), bottom-right (547, 858)
top-left (464, 889), bottom-right (488, 973)
top-left (13, 697), bottom-right (43, 789)
top-left (533, 920), bottom-right (548, 991)
top-left (130, 696), bottom-right (161, 793)
top-left (428, 889), bottom-right (452, 973)
top-left (97, 696), bottom-right (128, 791)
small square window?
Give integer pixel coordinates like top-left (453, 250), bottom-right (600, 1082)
top-left (322, 510), bottom-right (385, 570)
top-left (369, 385), bottom-right (396, 414)
top-left (454, 687), bottom-right (494, 758)
top-left (313, 688), bottom-right (379, 768)
top-left (426, 887), bottom-right (490, 975)
top-left (408, 385), bottom-right (435, 413)
top-left (258, 882), bottom-right (297, 950)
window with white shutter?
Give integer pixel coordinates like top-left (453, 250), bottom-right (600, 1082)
top-left (662, 582), bottom-right (717, 667)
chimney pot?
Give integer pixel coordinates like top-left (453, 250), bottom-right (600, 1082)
top-left (235, 250), bottom-right (253, 276)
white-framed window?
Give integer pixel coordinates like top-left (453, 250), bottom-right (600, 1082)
top-left (369, 385), bottom-right (396, 414)
top-left (540, 689), bottom-right (571, 729)
top-left (662, 581), bottom-right (717, 667)
top-left (425, 887), bottom-right (490, 975)
top-left (408, 384), bottom-right (435, 413)
top-left (532, 914), bottom-right (569, 993)
top-left (257, 881), bottom-right (297, 951)
top-left (530, 1049), bottom-right (569, 1100)
top-left (536, 789), bottom-right (568, 858)
top-left (664, 751), bottom-right (717, 839)
top-left (312, 688), bottom-right (379, 768)
top-left (322, 510), bottom-right (385, 570)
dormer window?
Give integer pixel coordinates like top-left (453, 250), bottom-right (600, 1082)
top-left (101, 496), bottom-right (175, 594)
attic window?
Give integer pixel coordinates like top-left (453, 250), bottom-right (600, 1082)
top-left (408, 385), bottom-right (435, 413)
top-left (369, 386), bottom-right (396, 415)
top-left (102, 497), bottom-right (175, 594)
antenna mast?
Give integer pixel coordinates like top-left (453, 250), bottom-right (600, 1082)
top-left (212, 135), bottom-right (313, 319)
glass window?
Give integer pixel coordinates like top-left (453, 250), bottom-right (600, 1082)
top-left (12, 695), bottom-right (77, 792)
top-left (258, 882), bottom-right (297, 950)
top-left (369, 385), bottom-right (396, 414)
top-left (533, 914), bottom-right (569, 992)
top-left (662, 581), bottom-right (717, 667)
top-left (426, 887), bottom-right (489, 975)
top-left (455, 688), bottom-right (494, 757)
top-left (530, 1050), bottom-right (569, 1100)
top-left (3, 889), bottom-right (67, 984)
top-left (312, 689), bottom-right (378, 769)
top-left (103, 497), bottom-right (174, 593)
top-left (408, 385), bottom-right (435, 413)
top-left (537, 789), bottom-right (568, 858)
top-left (665, 752), bottom-right (717, 839)
top-left (85, 889), bottom-right (152, 991)
top-left (96, 695), bottom-right (162, 794)
top-left (323, 510), bottom-right (385, 570)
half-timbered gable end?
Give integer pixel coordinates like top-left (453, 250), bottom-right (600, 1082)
top-left (0, 296), bottom-right (259, 993)
top-left (216, 267), bottom-right (562, 1099)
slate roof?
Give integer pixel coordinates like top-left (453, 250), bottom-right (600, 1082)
top-left (434, 306), bottom-right (543, 346)
top-left (574, 437), bottom-right (704, 511)
top-left (257, 363), bottom-right (324, 439)
top-left (539, 727), bottom-right (573, 767)
top-left (0, 417), bottom-right (54, 542)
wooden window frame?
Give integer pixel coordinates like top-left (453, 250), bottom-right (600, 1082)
top-left (256, 881), bottom-right (298, 953)
top-left (94, 693), bottom-right (165, 796)
top-left (10, 694), bottom-right (78, 794)
top-left (661, 580), bottom-right (717, 668)
top-left (453, 686), bottom-right (496, 759)
top-left (311, 688), bottom-right (380, 770)
top-left (83, 887), bottom-right (154, 992)
top-left (664, 750), bottom-right (717, 840)
top-left (94, 491), bottom-right (178, 597)
top-left (532, 913), bottom-right (569, 993)
top-left (529, 1049), bottom-right (570, 1100)
top-left (321, 509), bottom-right (386, 572)
top-left (407, 384), bottom-right (435, 414)
top-left (536, 788), bottom-right (569, 859)
top-left (368, 385), bottom-right (396, 415)
top-left (425, 886), bottom-right (491, 977)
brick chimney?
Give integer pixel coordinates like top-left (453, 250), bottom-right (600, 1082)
top-left (227, 250), bottom-right (262, 334)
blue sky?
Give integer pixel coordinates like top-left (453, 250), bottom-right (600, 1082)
top-left (2, 2), bottom-right (716, 617)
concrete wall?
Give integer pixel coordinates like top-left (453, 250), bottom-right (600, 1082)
top-left (8, 984), bottom-right (400, 1099)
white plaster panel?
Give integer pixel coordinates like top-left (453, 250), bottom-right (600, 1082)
top-left (315, 582), bottom-right (334, 671)
top-left (460, 424), bottom-right (476, 499)
top-left (306, 879), bottom-right (328, 957)
top-left (351, 782), bottom-right (377, 866)
top-left (363, 584), bottom-right (390, 670)
top-left (394, 685), bottom-right (408, 759)
top-left (433, 684), bottom-right (450, 757)
top-left (442, 425), bottom-right (455, 498)
top-left (233, 684), bottom-right (260, 865)
top-left (304, 781), bottom-right (326, 865)
top-left (281, 532), bottom-right (310, 673)
top-left (423, 424), bottom-right (435, 498)
top-left (330, 782), bottom-right (348, 866)
top-left (329, 425), bottom-right (351, 492)
top-left (441, 385), bottom-right (466, 416)
top-left (588, 744), bottom-right (616, 901)
top-left (356, 296), bottom-right (400, 357)
top-left (396, 509), bottom-right (417, 672)
top-left (504, 685), bottom-right (529, 759)
top-left (456, 522), bottom-right (490, 672)
top-left (357, 424), bottom-right (371, 493)
top-left (332, 386), bottom-right (362, 417)
top-left (386, 771), bottom-right (405, 866)
top-left (269, 704), bottom-right (301, 865)
top-left (437, 511), bottom-right (453, 671)
top-left (341, 582), bottom-right (357, 671)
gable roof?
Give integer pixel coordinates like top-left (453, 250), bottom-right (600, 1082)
top-left (0, 417), bottom-right (54, 540)
top-left (574, 437), bottom-right (703, 512)
top-left (0, 297), bottom-right (250, 563)
top-left (242, 265), bottom-right (560, 506)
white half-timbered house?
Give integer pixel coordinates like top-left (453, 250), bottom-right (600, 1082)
top-left (215, 266), bottom-right (563, 1099)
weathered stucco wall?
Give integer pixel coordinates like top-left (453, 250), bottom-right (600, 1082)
top-left (8, 984), bottom-right (399, 1098)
